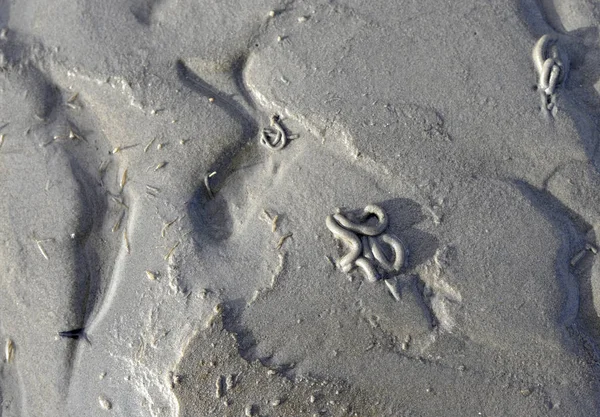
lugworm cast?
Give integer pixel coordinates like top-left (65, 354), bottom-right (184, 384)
top-left (369, 233), bottom-right (405, 273)
top-left (333, 204), bottom-right (388, 236)
top-left (326, 214), bottom-right (361, 272)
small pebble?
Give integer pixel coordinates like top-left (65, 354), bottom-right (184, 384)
top-left (225, 374), bottom-right (235, 390)
top-left (245, 404), bottom-right (256, 416)
top-left (172, 374), bottom-right (181, 386)
top-left (98, 396), bottom-right (112, 410)
top-left (5, 338), bottom-right (14, 363)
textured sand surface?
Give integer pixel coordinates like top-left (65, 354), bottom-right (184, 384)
top-left (1, 0), bottom-right (600, 416)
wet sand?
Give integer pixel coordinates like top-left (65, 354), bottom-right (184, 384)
top-left (1, 0), bottom-right (600, 416)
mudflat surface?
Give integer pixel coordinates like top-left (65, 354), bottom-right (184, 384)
top-left (1, 1), bottom-right (600, 416)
